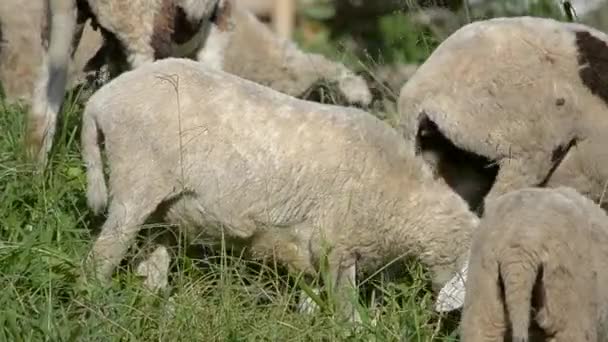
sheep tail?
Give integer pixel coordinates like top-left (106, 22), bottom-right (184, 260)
top-left (81, 107), bottom-right (107, 215)
top-left (499, 254), bottom-right (539, 342)
top-left (26, 0), bottom-right (78, 166)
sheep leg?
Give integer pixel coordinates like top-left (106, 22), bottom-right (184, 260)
top-left (26, 0), bottom-right (81, 166)
top-left (84, 199), bottom-right (160, 285)
top-left (195, 0), bottom-right (234, 69)
top-left (534, 268), bottom-right (597, 342)
top-left (196, 23), bottom-right (231, 70)
top-left (328, 255), bottom-right (361, 323)
top-left (196, 18), bottom-right (234, 71)
top-left (297, 287), bottom-right (321, 315)
top-left (28, 61), bottom-right (59, 167)
top-left (460, 257), bottom-right (507, 342)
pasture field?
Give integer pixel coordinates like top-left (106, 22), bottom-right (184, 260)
top-left (0, 1), bottom-right (571, 340)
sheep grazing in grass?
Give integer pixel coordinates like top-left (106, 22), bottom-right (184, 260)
top-left (0, 0), bottom-right (104, 106)
top-left (79, 1), bottom-right (372, 105)
top-left (455, 186), bottom-right (608, 341)
top-left (80, 57), bottom-right (477, 321)
top-left (397, 16), bottom-right (608, 214)
top-left (219, 3), bottom-right (372, 107)
top-left (25, 0), bottom-right (234, 167)
top-left (24, 0), bottom-right (372, 168)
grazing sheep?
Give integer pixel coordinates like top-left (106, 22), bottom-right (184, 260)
top-left (0, 0), bottom-right (104, 106)
top-left (455, 186), bottom-right (608, 341)
top-left (80, 58), bottom-right (477, 320)
top-left (397, 16), bottom-right (608, 213)
top-left (219, 2), bottom-right (371, 106)
top-left (2, 0), bottom-right (371, 108)
top-left (25, 0), bottom-right (372, 167)
top-left (26, 0), bottom-right (234, 166)
top-left (77, 0), bottom-right (372, 105)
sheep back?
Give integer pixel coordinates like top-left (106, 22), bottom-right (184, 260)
top-left (397, 16), bottom-right (608, 205)
top-left (83, 58), bottom-right (477, 286)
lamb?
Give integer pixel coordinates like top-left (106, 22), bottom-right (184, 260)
top-left (0, 0), bottom-right (103, 106)
top-left (1, 0), bottom-right (371, 108)
top-left (455, 186), bottom-right (608, 341)
top-left (79, 1), bottom-right (372, 106)
top-left (25, 0), bottom-right (234, 166)
top-left (24, 0), bottom-right (372, 168)
top-left (219, 3), bottom-right (372, 107)
top-left (79, 57), bottom-right (477, 321)
top-left (397, 16), bottom-right (608, 214)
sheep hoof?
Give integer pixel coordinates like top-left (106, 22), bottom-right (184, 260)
top-left (297, 289), bottom-right (320, 315)
top-left (434, 262), bottom-right (468, 312)
top-left (135, 246), bottom-right (171, 292)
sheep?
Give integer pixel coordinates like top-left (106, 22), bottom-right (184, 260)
top-left (80, 1), bottom-right (372, 106)
top-left (79, 57), bottom-right (477, 321)
top-left (0, 0), bottom-right (104, 106)
top-left (2, 0), bottom-right (371, 108)
top-left (25, 0), bottom-right (235, 167)
top-left (25, 0), bottom-right (372, 168)
top-left (453, 186), bottom-right (608, 341)
top-left (397, 16), bottom-right (608, 214)
top-left (219, 2), bottom-right (372, 107)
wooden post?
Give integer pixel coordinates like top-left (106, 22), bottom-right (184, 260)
top-left (272, 0), bottom-right (296, 39)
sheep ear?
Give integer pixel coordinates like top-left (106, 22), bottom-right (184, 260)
top-left (434, 260), bottom-right (468, 312)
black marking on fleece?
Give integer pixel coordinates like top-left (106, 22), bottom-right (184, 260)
top-left (538, 138), bottom-right (578, 187)
top-left (575, 30), bottom-right (608, 106)
top-left (415, 112), bottom-right (498, 215)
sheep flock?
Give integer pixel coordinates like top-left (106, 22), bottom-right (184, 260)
top-left (2, 0), bottom-right (608, 340)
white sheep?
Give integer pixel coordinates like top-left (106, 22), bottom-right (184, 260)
top-left (77, 1), bottom-right (373, 106)
top-left (3, 0), bottom-right (371, 109)
top-left (26, 0), bottom-right (234, 166)
top-left (79, 57), bottom-right (477, 321)
top-left (455, 186), bottom-right (608, 341)
top-left (397, 16), bottom-right (608, 213)
top-left (25, 0), bottom-right (373, 168)
top-left (219, 3), bottom-right (372, 107)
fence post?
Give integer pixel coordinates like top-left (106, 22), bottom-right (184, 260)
top-left (273, 0), bottom-right (296, 39)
